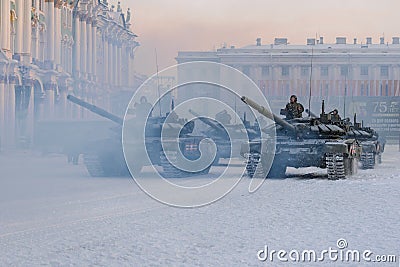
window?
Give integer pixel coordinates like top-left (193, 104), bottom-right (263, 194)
top-left (340, 65), bottom-right (348, 76)
top-left (380, 66), bottom-right (389, 77)
top-left (39, 0), bottom-right (43, 11)
top-left (360, 65), bottom-right (369, 76)
top-left (321, 66), bottom-right (329, 76)
top-left (281, 66), bottom-right (289, 76)
top-left (261, 66), bottom-right (269, 76)
top-left (32, 0), bottom-right (35, 7)
top-left (301, 66), bottom-right (309, 76)
top-left (68, 10), bottom-right (72, 28)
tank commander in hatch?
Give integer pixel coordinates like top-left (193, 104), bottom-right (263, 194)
top-left (134, 96), bottom-right (152, 119)
top-left (281, 95), bottom-right (304, 119)
top-left (329, 109), bottom-right (342, 121)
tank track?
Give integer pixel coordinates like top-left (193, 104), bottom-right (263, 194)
top-left (245, 153), bottom-right (286, 178)
top-left (83, 153), bottom-right (130, 177)
top-left (360, 152), bottom-right (375, 169)
top-left (83, 154), bottom-right (107, 177)
top-left (160, 152), bottom-right (211, 178)
top-left (245, 153), bottom-right (263, 178)
top-left (160, 152), bottom-right (186, 178)
top-left (326, 153), bottom-right (345, 180)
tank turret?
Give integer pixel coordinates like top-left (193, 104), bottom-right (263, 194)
top-left (67, 94), bottom-right (211, 178)
top-left (188, 109), bottom-right (226, 136)
top-left (188, 108), bottom-right (260, 163)
top-left (241, 96), bottom-right (346, 137)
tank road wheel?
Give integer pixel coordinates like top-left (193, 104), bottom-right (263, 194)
top-left (245, 153), bottom-right (286, 179)
top-left (245, 153), bottom-right (262, 178)
top-left (83, 154), bottom-right (105, 177)
top-left (83, 153), bottom-right (131, 177)
top-left (160, 152), bottom-right (211, 178)
top-left (360, 152), bottom-right (375, 169)
top-left (326, 153), bottom-right (345, 180)
top-left (160, 152), bottom-right (185, 178)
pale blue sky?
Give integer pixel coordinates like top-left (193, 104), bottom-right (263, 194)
top-left (113, 0), bottom-right (400, 75)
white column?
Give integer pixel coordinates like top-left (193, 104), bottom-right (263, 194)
top-left (6, 84), bottom-right (16, 147)
top-left (31, 0), bottom-right (40, 60)
top-left (117, 45), bottom-right (121, 87)
top-left (86, 20), bottom-right (92, 76)
top-left (0, 84), bottom-right (5, 149)
top-left (121, 45), bottom-right (127, 87)
top-left (48, 89), bottom-right (55, 120)
top-left (107, 41), bottom-right (112, 85)
top-left (113, 42), bottom-right (117, 87)
top-left (80, 16), bottom-right (87, 76)
top-left (128, 47), bottom-right (134, 87)
top-left (92, 24), bottom-right (97, 82)
top-left (103, 37), bottom-right (108, 84)
top-left (109, 42), bottom-right (114, 86)
top-left (31, 28), bottom-right (39, 60)
top-left (0, 0), bottom-right (11, 52)
top-left (22, 0), bottom-right (32, 63)
top-left (26, 86), bottom-right (35, 145)
top-left (54, 5), bottom-right (62, 66)
top-left (15, 0), bottom-right (23, 54)
top-left (73, 12), bottom-right (80, 76)
top-left (45, 0), bottom-right (55, 63)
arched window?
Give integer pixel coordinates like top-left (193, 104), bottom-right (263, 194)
top-left (67, 10), bottom-right (72, 28)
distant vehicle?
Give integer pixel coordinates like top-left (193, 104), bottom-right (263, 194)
top-left (189, 109), bottom-right (261, 164)
top-left (67, 95), bottom-right (212, 177)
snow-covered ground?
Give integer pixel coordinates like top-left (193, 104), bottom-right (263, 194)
top-left (0, 146), bottom-right (399, 266)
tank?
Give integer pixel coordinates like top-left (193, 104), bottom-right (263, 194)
top-left (240, 96), bottom-right (361, 180)
top-left (188, 109), bottom-right (261, 164)
top-left (67, 95), bottom-right (211, 177)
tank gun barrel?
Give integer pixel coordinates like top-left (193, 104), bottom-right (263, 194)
top-left (241, 96), bottom-right (296, 132)
top-left (67, 95), bottom-right (123, 125)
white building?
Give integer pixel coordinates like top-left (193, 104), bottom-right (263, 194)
top-left (0, 0), bottom-right (139, 149)
top-left (176, 37), bottom-right (400, 140)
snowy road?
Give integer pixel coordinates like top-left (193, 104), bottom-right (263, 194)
top-left (0, 147), bottom-right (399, 266)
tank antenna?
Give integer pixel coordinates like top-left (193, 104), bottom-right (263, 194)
top-left (155, 48), bottom-right (162, 116)
top-left (308, 48), bottom-right (314, 117)
top-left (343, 74), bottom-right (347, 119)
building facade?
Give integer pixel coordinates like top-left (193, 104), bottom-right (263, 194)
top-left (0, 0), bottom-right (139, 149)
top-left (176, 37), bottom-right (400, 140)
